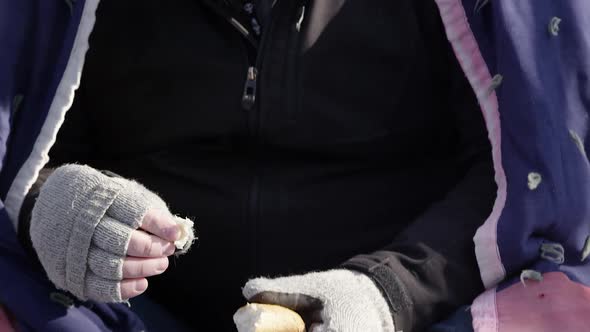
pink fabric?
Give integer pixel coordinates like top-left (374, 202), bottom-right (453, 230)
top-left (433, 0), bottom-right (507, 330)
top-left (433, 0), bottom-right (507, 291)
top-left (472, 288), bottom-right (499, 332)
top-left (0, 306), bottom-right (16, 332)
top-left (494, 272), bottom-right (590, 332)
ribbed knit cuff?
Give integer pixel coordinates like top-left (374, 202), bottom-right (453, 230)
top-left (66, 178), bottom-right (124, 299)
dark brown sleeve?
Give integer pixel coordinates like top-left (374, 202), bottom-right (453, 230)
top-left (342, 2), bottom-right (496, 330)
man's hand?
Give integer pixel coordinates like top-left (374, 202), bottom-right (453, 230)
top-left (119, 210), bottom-right (180, 299)
top-left (242, 270), bottom-right (396, 332)
top-left (30, 165), bottom-right (195, 303)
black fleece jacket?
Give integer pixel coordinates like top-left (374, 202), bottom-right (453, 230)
top-left (19, 1), bottom-right (495, 331)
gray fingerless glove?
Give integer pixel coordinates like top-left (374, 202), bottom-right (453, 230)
top-left (30, 164), bottom-right (195, 302)
top-left (242, 270), bottom-right (395, 332)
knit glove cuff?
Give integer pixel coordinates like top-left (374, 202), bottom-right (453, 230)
top-left (30, 164), bottom-right (194, 302)
top-left (243, 269), bottom-right (395, 332)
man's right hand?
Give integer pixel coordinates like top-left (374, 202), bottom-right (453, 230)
top-left (119, 209), bottom-right (180, 300)
top-left (30, 165), bottom-right (195, 303)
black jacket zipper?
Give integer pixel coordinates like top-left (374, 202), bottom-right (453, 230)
top-left (242, 2), bottom-right (281, 274)
top-left (199, 0), bottom-right (285, 275)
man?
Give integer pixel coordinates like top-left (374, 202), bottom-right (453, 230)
top-left (1, 1), bottom-right (498, 331)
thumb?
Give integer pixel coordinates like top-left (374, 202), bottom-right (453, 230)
top-left (243, 276), bottom-right (325, 326)
top-left (249, 291), bottom-right (323, 312)
top-left (248, 291), bottom-right (324, 327)
top-left (243, 274), bottom-right (314, 300)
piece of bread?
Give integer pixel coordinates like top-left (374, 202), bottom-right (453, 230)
top-left (172, 216), bottom-right (194, 251)
top-left (233, 303), bottom-right (306, 332)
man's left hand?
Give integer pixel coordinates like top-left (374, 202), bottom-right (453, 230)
top-left (242, 269), bottom-right (395, 332)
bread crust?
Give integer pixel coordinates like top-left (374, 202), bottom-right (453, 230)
top-left (234, 303), bottom-right (306, 332)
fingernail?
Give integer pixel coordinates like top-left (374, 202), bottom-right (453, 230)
top-left (156, 258), bottom-right (169, 274)
top-left (163, 243), bottom-right (175, 256)
top-left (135, 279), bottom-right (148, 293)
top-left (167, 226), bottom-right (180, 241)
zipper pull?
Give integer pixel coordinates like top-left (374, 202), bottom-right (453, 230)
top-left (242, 66), bottom-right (258, 110)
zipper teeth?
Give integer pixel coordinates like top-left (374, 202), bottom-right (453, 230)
top-left (246, 1), bottom-right (285, 275)
top-left (249, 172), bottom-right (260, 273)
top-left (254, 3), bottom-right (280, 73)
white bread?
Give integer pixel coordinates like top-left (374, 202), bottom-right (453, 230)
top-left (173, 216), bottom-right (194, 250)
top-left (233, 303), bottom-right (306, 332)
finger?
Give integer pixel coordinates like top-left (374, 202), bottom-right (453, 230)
top-left (304, 311), bottom-right (324, 326)
top-left (250, 292), bottom-right (323, 312)
top-left (250, 291), bottom-right (323, 313)
top-left (106, 180), bottom-right (169, 229)
top-left (122, 257), bottom-right (169, 279)
top-left (140, 209), bottom-right (180, 242)
top-left (127, 229), bottom-right (176, 258)
top-left (93, 216), bottom-right (135, 256)
top-left (88, 246), bottom-right (124, 280)
top-left (85, 271), bottom-right (121, 302)
top-left (120, 278), bottom-right (148, 300)
top-left (250, 292), bottom-right (324, 327)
